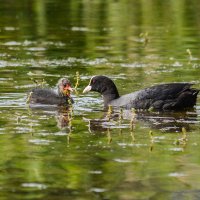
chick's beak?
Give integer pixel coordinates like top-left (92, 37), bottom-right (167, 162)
top-left (62, 84), bottom-right (73, 96)
top-left (64, 85), bottom-right (73, 92)
top-left (83, 85), bottom-right (92, 93)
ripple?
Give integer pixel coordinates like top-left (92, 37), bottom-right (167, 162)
top-left (120, 62), bottom-right (148, 68)
top-left (168, 172), bottom-right (185, 177)
top-left (25, 47), bottom-right (46, 51)
top-left (4, 41), bottom-right (21, 46)
top-left (0, 128), bottom-right (5, 134)
top-left (114, 158), bottom-right (132, 163)
top-left (29, 139), bottom-right (55, 145)
top-left (21, 183), bottom-right (47, 190)
top-left (0, 57), bottom-right (109, 68)
top-left (172, 61), bottom-right (183, 67)
top-left (89, 187), bottom-right (107, 193)
top-left (168, 147), bottom-right (184, 152)
top-left (0, 61), bottom-right (7, 68)
top-left (71, 27), bottom-right (90, 32)
top-left (89, 170), bottom-right (102, 174)
top-left (0, 93), bottom-right (26, 108)
top-left (4, 27), bottom-right (19, 31)
top-left (0, 60), bottom-right (23, 68)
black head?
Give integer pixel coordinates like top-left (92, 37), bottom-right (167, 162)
top-left (57, 78), bottom-right (73, 97)
top-left (83, 76), bottom-right (119, 105)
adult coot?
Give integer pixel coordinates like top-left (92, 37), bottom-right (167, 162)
top-left (83, 76), bottom-right (199, 110)
top-left (29, 78), bottom-right (74, 105)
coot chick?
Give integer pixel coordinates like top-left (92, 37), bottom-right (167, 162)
top-left (83, 76), bottom-right (199, 111)
top-left (29, 78), bottom-right (74, 105)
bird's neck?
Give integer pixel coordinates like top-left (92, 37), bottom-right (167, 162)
top-left (102, 90), bottom-right (120, 107)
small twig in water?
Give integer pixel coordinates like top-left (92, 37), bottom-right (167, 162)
top-left (149, 130), bottom-right (154, 143)
top-left (130, 108), bottom-right (136, 131)
top-left (186, 49), bottom-right (193, 61)
top-left (41, 79), bottom-right (46, 88)
top-left (107, 128), bottom-right (112, 144)
top-left (174, 127), bottom-right (188, 146)
top-left (74, 71), bottom-right (80, 94)
top-left (106, 105), bottom-right (113, 121)
top-left (140, 32), bottom-right (149, 46)
top-left (149, 130), bottom-right (154, 152)
top-left (26, 91), bottom-right (33, 104)
top-left (67, 109), bottom-right (73, 144)
top-left (118, 108), bottom-right (123, 124)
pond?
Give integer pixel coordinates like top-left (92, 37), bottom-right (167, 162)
top-left (0, 0), bottom-right (200, 199)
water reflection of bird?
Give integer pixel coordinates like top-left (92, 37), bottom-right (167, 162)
top-left (28, 105), bottom-right (73, 131)
top-left (84, 109), bottom-right (198, 133)
top-left (55, 107), bottom-right (73, 130)
top-left (28, 78), bottom-right (74, 105)
top-left (83, 76), bottom-right (199, 111)
top-left (131, 110), bottom-right (198, 132)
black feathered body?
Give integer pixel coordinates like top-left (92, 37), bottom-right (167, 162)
top-left (109, 83), bottom-right (199, 110)
top-left (30, 88), bottom-right (73, 105)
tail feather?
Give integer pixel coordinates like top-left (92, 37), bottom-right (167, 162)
top-left (162, 88), bottom-right (199, 110)
top-left (173, 88), bottom-right (199, 109)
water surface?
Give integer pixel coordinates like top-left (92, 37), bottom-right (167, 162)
top-left (0, 0), bottom-right (200, 199)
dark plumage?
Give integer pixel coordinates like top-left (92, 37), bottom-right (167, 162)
top-left (29, 78), bottom-right (74, 105)
top-left (83, 76), bottom-right (199, 111)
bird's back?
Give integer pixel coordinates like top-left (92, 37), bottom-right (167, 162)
top-left (111, 83), bottom-right (199, 110)
top-left (29, 88), bottom-right (68, 105)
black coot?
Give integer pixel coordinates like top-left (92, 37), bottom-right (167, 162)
top-left (83, 76), bottom-right (199, 110)
top-left (29, 78), bottom-right (74, 105)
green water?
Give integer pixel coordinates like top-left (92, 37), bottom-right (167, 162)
top-left (0, 0), bottom-right (200, 199)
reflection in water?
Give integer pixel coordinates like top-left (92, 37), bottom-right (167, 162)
top-left (29, 104), bottom-right (73, 131)
top-left (135, 110), bottom-right (198, 132)
top-left (55, 106), bottom-right (73, 131)
top-left (84, 108), bottom-right (198, 133)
